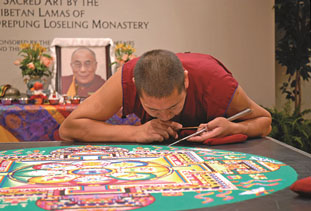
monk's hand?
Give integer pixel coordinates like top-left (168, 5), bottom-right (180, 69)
top-left (187, 117), bottom-right (234, 142)
top-left (135, 119), bottom-right (182, 143)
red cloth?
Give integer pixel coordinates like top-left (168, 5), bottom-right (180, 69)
top-left (122, 53), bottom-right (238, 125)
top-left (203, 134), bottom-right (248, 145)
top-left (290, 176), bottom-right (311, 197)
top-left (178, 131), bottom-right (247, 145)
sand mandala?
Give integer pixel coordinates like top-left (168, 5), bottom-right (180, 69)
top-left (0, 145), bottom-right (297, 210)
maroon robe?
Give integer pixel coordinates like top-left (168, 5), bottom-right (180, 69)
top-left (121, 53), bottom-right (238, 126)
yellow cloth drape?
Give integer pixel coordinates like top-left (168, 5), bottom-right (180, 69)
top-left (0, 125), bottom-right (19, 142)
top-left (66, 76), bottom-right (76, 97)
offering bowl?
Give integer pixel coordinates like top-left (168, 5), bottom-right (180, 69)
top-left (49, 98), bottom-right (60, 105)
top-left (70, 97), bottom-right (81, 104)
top-left (18, 97), bottom-right (29, 105)
top-left (1, 97), bottom-right (13, 105)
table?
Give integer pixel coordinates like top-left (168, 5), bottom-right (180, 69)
top-left (0, 137), bottom-right (310, 210)
top-left (0, 104), bottom-right (140, 142)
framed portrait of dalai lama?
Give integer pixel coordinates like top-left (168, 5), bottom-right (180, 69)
top-left (50, 38), bottom-right (113, 98)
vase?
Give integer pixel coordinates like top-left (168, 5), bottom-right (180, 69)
top-left (25, 76), bottom-right (41, 89)
top-left (24, 76), bottom-right (50, 97)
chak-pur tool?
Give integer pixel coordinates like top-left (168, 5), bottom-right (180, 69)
top-left (168, 108), bottom-right (252, 147)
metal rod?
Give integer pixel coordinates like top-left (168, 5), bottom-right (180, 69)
top-left (227, 108), bottom-right (252, 121)
top-left (168, 128), bottom-right (207, 147)
top-left (180, 126), bottom-right (199, 130)
top-left (168, 108), bottom-right (252, 147)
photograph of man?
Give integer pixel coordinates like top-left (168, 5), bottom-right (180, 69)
top-left (61, 47), bottom-right (106, 98)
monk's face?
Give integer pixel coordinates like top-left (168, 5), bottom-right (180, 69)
top-left (140, 88), bottom-right (186, 121)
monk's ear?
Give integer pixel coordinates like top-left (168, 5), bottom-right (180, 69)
top-left (132, 77), bottom-right (135, 84)
top-left (184, 70), bottom-right (189, 89)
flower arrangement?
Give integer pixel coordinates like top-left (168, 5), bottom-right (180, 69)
top-left (14, 43), bottom-right (53, 78)
top-left (113, 42), bottom-right (136, 66)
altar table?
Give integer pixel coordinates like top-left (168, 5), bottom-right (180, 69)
top-left (0, 104), bottom-right (140, 142)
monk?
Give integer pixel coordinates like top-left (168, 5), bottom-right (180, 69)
top-left (60, 49), bottom-right (271, 143)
